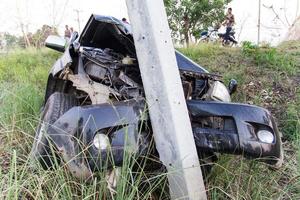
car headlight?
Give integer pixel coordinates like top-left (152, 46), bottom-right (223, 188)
top-left (257, 130), bottom-right (274, 143)
top-left (210, 81), bottom-right (231, 102)
top-left (93, 133), bottom-right (110, 150)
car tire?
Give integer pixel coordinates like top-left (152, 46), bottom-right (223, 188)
top-left (30, 92), bottom-right (78, 169)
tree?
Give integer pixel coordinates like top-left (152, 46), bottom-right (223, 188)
top-left (164, 0), bottom-right (231, 45)
top-left (47, 0), bottom-right (70, 31)
top-left (31, 25), bottom-right (58, 48)
top-left (11, 25), bottom-right (58, 49)
top-left (3, 33), bottom-right (19, 49)
top-left (15, 0), bottom-right (31, 48)
top-left (262, 0), bottom-right (300, 41)
top-left (19, 25), bottom-right (58, 48)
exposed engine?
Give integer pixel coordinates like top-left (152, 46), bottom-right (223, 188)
top-left (64, 46), bottom-right (224, 106)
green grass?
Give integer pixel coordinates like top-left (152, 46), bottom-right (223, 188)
top-left (0, 49), bottom-right (169, 199)
top-left (0, 43), bottom-right (299, 199)
top-left (180, 42), bottom-right (300, 199)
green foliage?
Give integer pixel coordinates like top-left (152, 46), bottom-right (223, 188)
top-left (179, 42), bottom-right (300, 199)
top-left (0, 45), bottom-right (299, 199)
top-left (0, 48), bottom-right (58, 80)
top-left (1, 33), bottom-right (20, 49)
top-left (164, 0), bottom-right (231, 44)
top-left (0, 49), bottom-right (59, 129)
top-left (241, 41), bottom-right (258, 55)
top-left (241, 41), bottom-right (298, 75)
top-left (0, 49), bottom-right (168, 199)
top-left (28, 25), bottom-right (58, 48)
top-left (208, 153), bottom-right (300, 199)
top-left (282, 92), bottom-right (300, 141)
top-left (0, 25), bottom-right (58, 50)
top-left (179, 43), bottom-right (299, 139)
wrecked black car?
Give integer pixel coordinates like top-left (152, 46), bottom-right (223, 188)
top-left (30, 15), bottom-right (283, 180)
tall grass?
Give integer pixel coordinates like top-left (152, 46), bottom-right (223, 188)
top-left (0, 44), bottom-right (299, 199)
top-left (0, 48), bottom-right (169, 199)
top-left (179, 42), bottom-right (300, 199)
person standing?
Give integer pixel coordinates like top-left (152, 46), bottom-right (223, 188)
top-left (64, 25), bottom-right (71, 39)
top-left (70, 27), bottom-right (74, 34)
top-left (222, 8), bottom-right (237, 44)
top-left (121, 18), bottom-right (131, 33)
top-left (122, 18), bottom-right (129, 24)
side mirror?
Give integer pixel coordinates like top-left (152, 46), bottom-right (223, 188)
top-left (45, 35), bottom-right (66, 52)
top-left (228, 79), bottom-right (238, 95)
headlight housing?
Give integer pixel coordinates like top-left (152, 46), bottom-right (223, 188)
top-left (93, 133), bottom-right (110, 150)
top-left (209, 81), bottom-right (231, 102)
top-left (257, 130), bottom-right (274, 144)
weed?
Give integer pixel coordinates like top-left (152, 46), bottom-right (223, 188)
top-left (0, 44), bottom-right (299, 199)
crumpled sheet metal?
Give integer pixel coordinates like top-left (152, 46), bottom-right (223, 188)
top-left (46, 100), bottom-right (146, 179)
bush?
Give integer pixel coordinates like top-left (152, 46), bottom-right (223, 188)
top-left (240, 41), bottom-right (297, 75)
top-left (0, 46), bottom-right (299, 199)
top-left (241, 41), bottom-right (258, 55)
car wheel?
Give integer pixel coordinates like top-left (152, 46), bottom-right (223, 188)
top-left (30, 92), bottom-right (78, 169)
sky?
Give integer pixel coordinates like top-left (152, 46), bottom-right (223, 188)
top-left (0, 0), bottom-right (299, 45)
top-left (229, 0), bottom-right (300, 44)
top-left (0, 0), bottom-right (128, 34)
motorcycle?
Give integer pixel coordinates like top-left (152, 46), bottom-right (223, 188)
top-left (218, 27), bottom-right (237, 46)
top-left (199, 27), bottom-right (219, 43)
top-left (200, 26), bottom-right (237, 46)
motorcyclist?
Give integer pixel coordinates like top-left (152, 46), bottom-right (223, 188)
top-left (222, 8), bottom-right (237, 44)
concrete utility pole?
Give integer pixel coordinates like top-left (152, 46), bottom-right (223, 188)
top-left (125, 0), bottom-right (207, 199)
top-left (258, 0), bottom-right (261, 45)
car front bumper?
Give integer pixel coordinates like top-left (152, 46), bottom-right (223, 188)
top-left (188, 100), bottom-right (283, 168)
top-left (41, 99), bottom-right (283, 179)
top-left (45, 99), bottom-right (148, 179)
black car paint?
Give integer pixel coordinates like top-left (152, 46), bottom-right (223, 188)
top-left (188, 100), bottom-right (282, 166)
top-left (48, 15), bottom-right (207, 78)
top-left (46, 99), bottom-right (147, 179)
top-left (46, 99), bottom-right (282, 178)
top-left (41, 14), bottom-right (283, 178)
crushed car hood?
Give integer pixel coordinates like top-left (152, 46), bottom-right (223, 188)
top-left (79, 14), bottom-right (208, 74)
